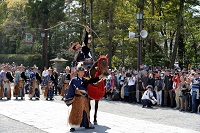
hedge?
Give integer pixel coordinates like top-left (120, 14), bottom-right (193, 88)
top-left (0, 54), bottom-right (42, 69)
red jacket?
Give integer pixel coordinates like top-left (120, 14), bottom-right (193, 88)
top-left (172, 76), bottom-right (181, 90)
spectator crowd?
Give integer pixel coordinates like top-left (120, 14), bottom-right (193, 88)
top-left (0, 62), bottom-right (200, 114)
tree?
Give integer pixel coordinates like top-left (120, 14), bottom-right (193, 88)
top-left (25, 0), bottom-right (66, 68)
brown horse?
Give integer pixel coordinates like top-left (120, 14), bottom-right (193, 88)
top-left (87, 56), bottom-right (109, 125)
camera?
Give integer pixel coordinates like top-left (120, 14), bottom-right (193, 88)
top-left (126, 73), bottom-right (131, 77)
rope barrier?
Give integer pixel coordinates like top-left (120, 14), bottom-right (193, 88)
top-left (44, 21), bottom-right (105, 46)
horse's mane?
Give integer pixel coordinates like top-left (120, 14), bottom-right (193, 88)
top-left (97, 56), bottom-right (108, 69)
top-left (94, 56), bottom-right (108, 77)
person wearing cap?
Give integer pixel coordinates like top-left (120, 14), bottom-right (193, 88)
top-left (43, 67), bottom-right (56, 101)
top-left (13, 64), bottom-right (26, 100)
top-left (29, 65), bottom-right (41, 100)
top-left (0, 64), bottom-right (14, 100)
top-left (141, 85), bottom-right (157, 108)
top-left (65, 65), bottom-right (103, 132)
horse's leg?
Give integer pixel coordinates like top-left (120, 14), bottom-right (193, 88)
top-left (94, 100), bottom-right (99, 125)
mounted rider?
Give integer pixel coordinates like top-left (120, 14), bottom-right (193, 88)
top-left (70, 26), bottom-right (93, 70)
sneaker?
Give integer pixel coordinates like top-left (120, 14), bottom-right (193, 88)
top-left (70, 128), bottom-right (75, 132)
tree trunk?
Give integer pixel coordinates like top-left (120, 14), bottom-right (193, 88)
top-left (150, 0), bottom-right (155, 65)
top-left (169, 0), bottom-right (184, 68)
top-left (90, 0), bottom-right (95, 60)
top-left (108, 1), bottom-right (114, 68)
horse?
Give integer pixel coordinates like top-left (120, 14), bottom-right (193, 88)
top-left (87, 55), bottom-right (109, 125)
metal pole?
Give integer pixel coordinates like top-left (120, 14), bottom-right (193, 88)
top-left (137, 19), bottom-right (142, 71)
top-left (42, 35), bottom-right (45, 71)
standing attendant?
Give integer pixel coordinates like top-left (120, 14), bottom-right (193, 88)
top-left (43, 67), bottom-right (55, 101)
top-left (29, 65), bottom-right (41, 100)
top-left (13, 64), bottom-right (26, 100)
top-left (0, 65), bottom-right (14, 100)
top-left (65, 64), bottom-right (103, 132)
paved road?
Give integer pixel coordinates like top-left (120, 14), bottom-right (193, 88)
top-left (0, 114), bottom-right (47, 133)
top-left (0, 84), bottom-right (199, 133)
top-left (0, 92), bottom-right (199, 133)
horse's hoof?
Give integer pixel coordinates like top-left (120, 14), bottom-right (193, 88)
top-left (70, 128), bottom-right (75, 132)
top-left (93, 121), bottom-right (98, 125)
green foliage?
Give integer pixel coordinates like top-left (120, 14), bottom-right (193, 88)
top-left (0, 54), bottom-right (42, 68)
top-left (25, 0), bottom-right (66, 28)
top-left (0, 0), bottom-right (200, 69)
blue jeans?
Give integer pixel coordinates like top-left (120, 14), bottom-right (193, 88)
top-left (191, 92), bottom-right (198, 112)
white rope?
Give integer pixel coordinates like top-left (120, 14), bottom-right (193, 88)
top-left (44, 21), bottom-right (104, 46)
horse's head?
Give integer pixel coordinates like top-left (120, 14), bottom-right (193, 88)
top-left (97, 56), bottom-right (109, 77)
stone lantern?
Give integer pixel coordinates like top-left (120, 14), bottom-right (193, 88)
top-left (50, 56), bottom-right (68, 73)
